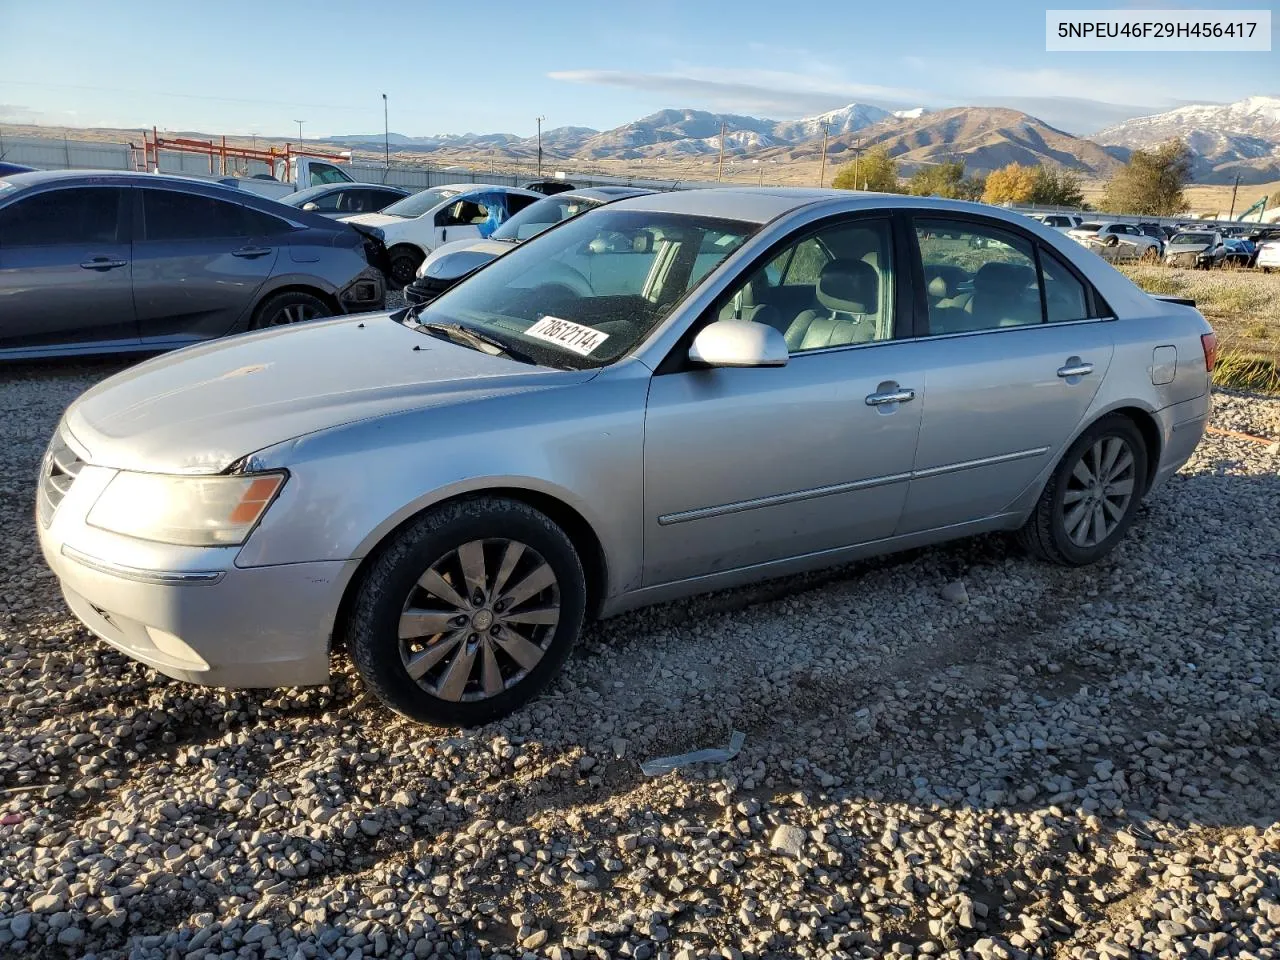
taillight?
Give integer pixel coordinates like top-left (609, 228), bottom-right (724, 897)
top-left (1200, 332), bottom-right (1218, 372)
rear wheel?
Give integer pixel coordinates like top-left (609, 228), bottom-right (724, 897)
top-left (346, 497), bottom-right (586, 726)
top-left (250, 290), bottom-right (331, 330)
top-left (1017, 415), bottom-right (1148, 566)
top-left (388, 246), bottom-right (425, 288)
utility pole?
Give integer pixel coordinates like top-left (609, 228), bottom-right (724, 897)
top-left (758, 159), bottom-right (764, 186)
top-left (382, 94), bottom-right (389, 167)
top-left (295, 120), bottom-right (304, 144)
top-left (717, 122), bottom-right (727, 183)
top-left (536, 115), bottom-right (545, 177)
top-left (1228, 174), bottom-right (1241, 219)
top-left (818, 121), bottom-right (829, 188)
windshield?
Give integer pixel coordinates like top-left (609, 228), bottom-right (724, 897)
top-left (279, 184), bottom-right (333, 208)
top-left (1077, 223), bottom-right (1102, 232)
top-left (491, 194), bottom-right (604, 242)
top-left (380, 187), bottom-right (460, 218)
top-left (407, 209), bottom-right (756, 369)
top-left (1172, 233), bottom-right (1214, 245)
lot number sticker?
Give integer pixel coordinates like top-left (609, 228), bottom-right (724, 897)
top-left (525, 315), bottom-right (610, 356)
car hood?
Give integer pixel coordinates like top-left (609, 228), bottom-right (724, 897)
top-left (339, 212), bottom-right (407, 228)
top-left (64, 315), bottom-right (593, 474)
top-left (421, 240), bottom-right (509, 280)
top-left (1166, 242), bottom-right (1211, 254)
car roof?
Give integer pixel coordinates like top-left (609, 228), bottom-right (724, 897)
top-left (559, 186), bottom-right (655, 203)
top-left (435, 183), bottom-right (542, 198)
top-left (611, 187), bottom-right (1095, 228)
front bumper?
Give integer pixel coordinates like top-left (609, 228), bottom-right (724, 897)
top-left (38, 456), bottom-right (358, 689)
top-left (402, 275), bottom-right (456, 306)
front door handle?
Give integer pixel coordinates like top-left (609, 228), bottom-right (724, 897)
top-left (232, 246), bottom-right (272, 259)
top-left (80, 257), bottom-right (127, 271)
top-left (865, 387), bottom-right (916, 406)
top-left (1057, 360), bottom-right (1094, 379)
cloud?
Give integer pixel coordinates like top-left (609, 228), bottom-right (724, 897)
top-left (548, 69), bottom-right (926, 118)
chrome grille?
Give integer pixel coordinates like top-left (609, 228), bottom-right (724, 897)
top-left (38, 431), bottom-right (85, 527)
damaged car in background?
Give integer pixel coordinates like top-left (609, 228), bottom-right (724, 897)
top-left (0, 171), bottom-right (385, 359)
top-left (1164, 230), bottom-right (1226, 269)
top-left (403, 186), bottom-right (652, 306)
top-left (339, 183), bottom-right (541, 287)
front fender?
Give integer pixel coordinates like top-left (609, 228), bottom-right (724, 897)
top-left (233, 371), bottom-right (651, 599)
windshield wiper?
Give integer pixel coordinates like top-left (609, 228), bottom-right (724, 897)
top-left (412, 319), bottom-right (536, 364)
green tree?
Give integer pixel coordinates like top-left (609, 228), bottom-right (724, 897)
top-left (1101, 139), bottom-right (1192, 216)
top-left (1028, 167), bottom-right (1085, 207)
top-left (907, 160), bottom-right (969, 199)
top-left (982, 163), bottom-right (1037, 204)
top-left (831, 145), bottom-right (901, 192)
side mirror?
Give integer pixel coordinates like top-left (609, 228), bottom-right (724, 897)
top-left (689, 320), bottom-right (788, 368)
top-left (301, 202), bottom-right (318, 211)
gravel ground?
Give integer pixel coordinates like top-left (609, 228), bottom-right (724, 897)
top-left (1, 363), bottom-right (1278, 960)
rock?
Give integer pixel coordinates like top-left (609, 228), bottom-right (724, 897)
top-left (770, 824), bottom-right (808, 859)
top-left (56, 927), bottom-right (84, 946)
top-left (941, 581), bottom-right (969, 604)
top-left (9, 915), bottom-right (31, 940)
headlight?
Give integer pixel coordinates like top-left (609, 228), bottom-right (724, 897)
top-left (87, 472), bottom-right (286, 546)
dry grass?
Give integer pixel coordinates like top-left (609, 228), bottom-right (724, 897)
top-left (1212, 351), bottom-right (1280, 393)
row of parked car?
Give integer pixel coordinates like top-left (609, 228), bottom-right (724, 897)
top-left (0, 169), bottom-right (595, 359)
top-left (1031, 211), bottom-right (1279, 269)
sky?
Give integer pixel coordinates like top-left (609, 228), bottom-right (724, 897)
top-left (0, 0), bottom-right (1275, 140)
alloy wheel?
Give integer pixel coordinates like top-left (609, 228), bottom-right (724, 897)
top-left (398, 539), bottom-right (560, 702)
top-left (1061, 436), bottom-right (1136, 548)
top-left (272, 303), bottom-right (320, 326)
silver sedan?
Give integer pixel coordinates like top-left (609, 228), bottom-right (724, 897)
top-left (38, 189), bottom-right (1215, 726)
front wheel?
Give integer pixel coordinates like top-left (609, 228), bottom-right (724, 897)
top-left (346, 497), bottom-right (587, 726)
top-left (388, 246), bottom-right (425, 288)
top-left (1016, 415), bottom-right (1148, 566)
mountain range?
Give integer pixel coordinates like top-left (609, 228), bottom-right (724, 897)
top-left (1094, 96), bottom-right (1280, 183)
top-left (330, 96), bottom-right (1280, 184)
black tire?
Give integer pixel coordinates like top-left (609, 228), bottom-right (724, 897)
top-left (1016, 414), bottom-right (1149, 567)
top-left (345, 497), bottom-right (587, 726)
top-left (388, 246), bottom-right (425, 288)
top-left (250, 290), bottom-right (331, 330)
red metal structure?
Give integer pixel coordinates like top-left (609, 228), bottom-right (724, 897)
top-left (137, 128), bottom-right (351, 180)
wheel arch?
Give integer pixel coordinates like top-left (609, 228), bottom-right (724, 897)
top-left (330, 485), bottom-right (611, 654)
top-left (1009, 401), bottom-right (1165, 524)
top-left (250, 283), bottom-right (342, 325)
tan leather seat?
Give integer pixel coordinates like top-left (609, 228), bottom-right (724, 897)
top-left (784, 259), bottom-right (880, 351)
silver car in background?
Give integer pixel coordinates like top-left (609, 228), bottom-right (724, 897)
top-left (37, 189), bottom-right (1214, 726)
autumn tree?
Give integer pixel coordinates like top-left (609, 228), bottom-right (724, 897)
top-left (1101, 139), bottom-right (1193, 216)
top-left (982, 163), bottom-right (1037, 204)
top-left (1029, 166), bottom-right (1086, 207)
top-left (831, 145), bottom-right (901, 193)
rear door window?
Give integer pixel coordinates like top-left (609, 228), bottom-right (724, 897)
top-left (141, 189), bottom-right (247, 241)
top-left (0, 187), bottom-right (126, 246)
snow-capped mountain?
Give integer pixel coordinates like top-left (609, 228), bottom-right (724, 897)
top-left (1095, 96), bottom-right (1280, 181)
top-left (771, 103), bottom-right (892, 141)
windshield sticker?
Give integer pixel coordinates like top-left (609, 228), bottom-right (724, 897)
top-left (525, 316), bottom-right (609, 356)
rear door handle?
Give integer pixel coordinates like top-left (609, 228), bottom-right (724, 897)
top-left (1057, 361), bottom-right (1094, 378)
top-left (80, 257), bottom-right (127, 271)
top-left (865, 388), bottom-right (916, 406)
top-left (232, 246), bottom-right (272, 259)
